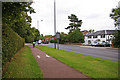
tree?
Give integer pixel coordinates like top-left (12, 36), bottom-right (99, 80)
top-left (88, 29), bottom-right (94, 33)
top-left (110, 6), bottom-right (120, 27)
top-left (68, 28), bottom-right (84, 43)
top-left (2, 2), bottom-right (35, 27)
top-left (65, 14), bottom-right (82, 33)
top-left (31, 27), bottom-right (40, 41)
top-left (44, 35), bottom-right (52, 39)
top-left (2, 2), bottom-right (41, 43)
top-left (112, 31), bottom-right (120, 48)
top-left (110, 2), bottom-right (120, 48)
top-left (59, 32), bottom-right (68, 44)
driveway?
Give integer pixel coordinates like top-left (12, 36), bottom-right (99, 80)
top-left (40, 43), bottom-right (119, 62)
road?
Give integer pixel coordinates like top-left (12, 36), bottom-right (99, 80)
top-left (40, 43), bottom-right (119, 62)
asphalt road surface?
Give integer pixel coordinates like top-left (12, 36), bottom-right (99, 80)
top-left (40, 43), bottom-right (119, 62)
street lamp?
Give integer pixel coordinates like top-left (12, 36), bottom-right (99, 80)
top-left (56, 32), bottom-right (60, 49)
top-left (37, 20), bottom-right (43, 30)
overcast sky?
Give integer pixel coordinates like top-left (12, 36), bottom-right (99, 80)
top-left (29, 0), bottom-right (120, 35)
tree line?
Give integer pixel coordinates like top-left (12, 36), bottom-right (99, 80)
top-left (50, 14), bottom-right (84, 44)
top-left (2, 2), bottom-right (40, 43)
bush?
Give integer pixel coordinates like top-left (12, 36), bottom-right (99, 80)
top-left (59, 33), bottom-right (68, 44)
top-left (68, 29), bottom-right (84, 43)
top-left (112, 30), bottom-right (120, 48)
top-left (50, 39), bottom-right (57, 43)
top-left (2, 25), bottom-right (25, 65)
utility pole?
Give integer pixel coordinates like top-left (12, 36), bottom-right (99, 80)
top-left (54, 0), bottom-right (56, 49)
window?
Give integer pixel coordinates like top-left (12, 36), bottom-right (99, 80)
top-left (88, 36), bottom-right (91, 38)
top-left (88, 40), bottom-right (91, 44)
top-left (101, 35), bottom-right (105, 38)
top-left (93, 35), bottom-right (97, 38)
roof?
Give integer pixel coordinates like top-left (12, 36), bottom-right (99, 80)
top-left (85, 30), bottom-right (116, 36)
top-left (81, 30), bottom-right (88, 32)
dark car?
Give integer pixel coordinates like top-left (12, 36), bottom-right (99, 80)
top-left (101, 42), bottom-right (110, 47)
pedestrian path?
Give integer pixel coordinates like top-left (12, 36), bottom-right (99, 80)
top-left (28, 45), bottom-right (93, 79)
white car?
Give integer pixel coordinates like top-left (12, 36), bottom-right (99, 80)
top-left (91, 41), bottom-right (101, 46)
top-left (38, 40), bottom-right (42, 44)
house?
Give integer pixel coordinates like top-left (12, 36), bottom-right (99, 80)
top-left (81, 30), bottom-right (89, 35)
top-left (84, 30), bottom-right (116, 45)
top-left (50, 36), bottom-right (56, 40)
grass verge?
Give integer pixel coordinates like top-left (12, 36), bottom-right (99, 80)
top-left (36, 45), bottom-right (118, 79)
top-left (3, 46), bottom-right (43, 78)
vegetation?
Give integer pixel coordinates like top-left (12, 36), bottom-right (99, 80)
top-left (44, 35), bottom-right (52, 39)
top-left (112, 30), bottom-right (120, 48)
top-left (2, 2), bottom-right (40, 43)
top-left (50, 38), bottom-right (57, 43)
top-left (59, 32), bottom-right (68, 44)
top-left (65, 14), bottom-right (82, 33)
top-left (110, 5), bottom-right (120, 27)
top-left (3, 46), bottom-right (43, 78)
top-left (110, 2), bottom-right (120, 48)
top-left (50, 30), bottom-right (84, 44)
top-left (88, 29), bottom-right (94, 33)
top-left (2, 26), bottom-right (25, 65)
top-left (50, 14), bottom-right (84, 44)
top-left (36, 45), bottom-right (118, 79)
top-left (68, 28), bottom-right (84, 43)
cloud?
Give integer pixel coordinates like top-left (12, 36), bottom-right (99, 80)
top-left (30, 0), bottom-right (119, 35)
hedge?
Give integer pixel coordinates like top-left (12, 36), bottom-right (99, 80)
top-left (2, 25), bottom-right (25, 65)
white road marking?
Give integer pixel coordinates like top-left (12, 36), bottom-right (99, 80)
top-left (46, 55), bottom-right (50, 58)
top-left (37, 55), bottom-right (40, 58)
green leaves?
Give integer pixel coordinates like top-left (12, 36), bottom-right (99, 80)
top-left (2, 2), bottom-right (40, 43)
top-left (112, 30), bottom-right (120, 48)
top-left (65, 14), bottom-right (82, 33)
top-left (68, 28), bottom-right (84, 43)
top-left (110, 7), bottom-right (120, 26)
top-left (2, 25), bottom-right (25, 65)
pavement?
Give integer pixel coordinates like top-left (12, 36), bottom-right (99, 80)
top-left (27, 45), bottom-right (93, 79)
top-left (78, 45), bottom-right (119, 50)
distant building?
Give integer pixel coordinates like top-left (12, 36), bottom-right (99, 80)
top-left (84, 30), bottom-right (116, 45)
top-left (81, 30), bottom-right (89, 35)
top-left (50, 36), bottom-right (55, 40)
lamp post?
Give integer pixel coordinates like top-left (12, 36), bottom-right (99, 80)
top-left (37, 20), bottom-right (43, 30)
top-left (56, 32), bottom-right (60, 49)
top-left (54, 0), bottom-right (56, 49)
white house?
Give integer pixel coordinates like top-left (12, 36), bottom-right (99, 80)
top-left (84, 30), bottom-right (116, 45)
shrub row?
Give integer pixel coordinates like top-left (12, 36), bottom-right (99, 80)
top-left (2, 25), bottom-right (25, 65)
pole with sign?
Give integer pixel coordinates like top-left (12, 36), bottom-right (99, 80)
top-left (56, 32), bottom-right (60, 49)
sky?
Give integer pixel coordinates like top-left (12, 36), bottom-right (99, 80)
top-left (29, 0), bottom-right (120, 35)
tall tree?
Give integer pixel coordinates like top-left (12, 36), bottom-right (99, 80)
top-left (110, 2), bottom-right (120, 48)
top-left (110, 5), bottom-right (120, 27)
top-left (65, 14), bottom-right (82, 33)
top-left (2, 2), bottom-right (35, 27)
top-left (2, 2), bottom-right (41, 43)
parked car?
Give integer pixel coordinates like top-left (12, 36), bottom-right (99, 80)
top-left (91, 41), bottom-right (101, 47)
top-left (91, 41), bottom-right (110, 47)
top-left (101, 42), bottom-right (110, 47)
top-left (38, 40), bottom-right (42, 44)
top-left (42, 38), bottom-right (49, 44)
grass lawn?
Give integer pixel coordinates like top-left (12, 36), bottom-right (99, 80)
top-left (3, 46), bottom-right (43, 78)
top-left (36, 45), bottom-right (119, 79)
